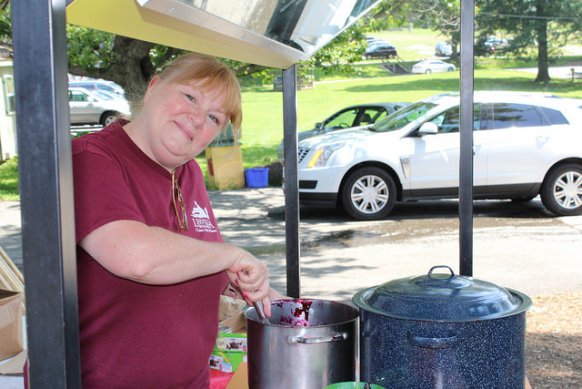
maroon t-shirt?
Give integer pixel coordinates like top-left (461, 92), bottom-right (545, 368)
top-left (72, 120), bottom-right (228, 388)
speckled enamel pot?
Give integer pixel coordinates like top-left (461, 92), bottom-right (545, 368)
top-left (353, 265), bottom-right (532, 389)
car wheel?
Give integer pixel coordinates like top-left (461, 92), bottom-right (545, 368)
top-left (341, 166), bottom-right (397, 220)
top-left (447, 67), bottom-right (454, 72)
top-left (540, 163), bottom-right (582, 216)
top-left (425, 69), bottom-right (432, 74)
top-left (101, 111), bottom-right (119, 126)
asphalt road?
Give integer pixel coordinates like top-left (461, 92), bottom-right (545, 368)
top-left (2, 189), bottom-right (582, 303)
top-left (1, 190), bottom-right (581, 388)
top-left (207, 189), bottom-right (582, 303)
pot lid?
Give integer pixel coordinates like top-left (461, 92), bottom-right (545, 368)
top-left (353, 265), bottom-right (531, 322)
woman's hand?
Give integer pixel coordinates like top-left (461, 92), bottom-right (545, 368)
top-left (227, 249), bottom-right (271, 315)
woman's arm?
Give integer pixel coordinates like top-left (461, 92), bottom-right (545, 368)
top-left (80, 220), bottom-right (269, 301)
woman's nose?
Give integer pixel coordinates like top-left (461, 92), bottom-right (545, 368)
top-left (188, 108), bottom-right (205, 126)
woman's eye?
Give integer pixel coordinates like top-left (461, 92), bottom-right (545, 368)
top-left (208, 114), bottom-right (220, 125)
top-left (184, 93), bottom-right (196, 102)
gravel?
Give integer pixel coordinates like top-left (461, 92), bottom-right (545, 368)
top-left (526, 292), bottom-right (582, 388)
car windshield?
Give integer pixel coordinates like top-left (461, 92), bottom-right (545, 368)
top-left (369, 102), bottom-right (437, 133)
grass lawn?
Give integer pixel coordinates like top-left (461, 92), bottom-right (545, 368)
top-left (0, 157), bottom-right (19, 201)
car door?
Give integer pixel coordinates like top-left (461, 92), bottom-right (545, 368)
top-left (431, 61), bottom-right (445, 73)
top-left (69, 89), bottom-right (99, 124)
top-left (475, 102), bottom-right (558, 193)
top-left (404, 104), bottom-right (485, 196)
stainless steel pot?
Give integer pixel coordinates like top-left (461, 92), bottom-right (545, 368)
top-left (245, 299), bottom-right (359, 389)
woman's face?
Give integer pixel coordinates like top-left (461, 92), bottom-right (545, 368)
top-left (139, 76), bottom-right (229, 170)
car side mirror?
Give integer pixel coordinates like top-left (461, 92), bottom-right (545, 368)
top-left (418, 122), bottom-right (438, 135)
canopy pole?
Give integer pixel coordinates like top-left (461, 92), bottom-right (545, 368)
top-left (282, 65), bottom-right (301, 298)
top-left (459, 0), bottom-right (475, 277)
top-left (12, 0), bottom-right (81, 386)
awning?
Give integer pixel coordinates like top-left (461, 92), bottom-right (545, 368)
top-left (67, 0), bottom-right (380, 69)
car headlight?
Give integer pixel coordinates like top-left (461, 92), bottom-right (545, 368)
top-left (306, 143), bottom-right (345, 168)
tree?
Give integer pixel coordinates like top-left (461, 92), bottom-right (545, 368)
top-left (404, 0), bottom-right (462, 58)
top-left (66, 27), bottom-right (184, 105)
top-left (476, 0), bottom-right (582, 83)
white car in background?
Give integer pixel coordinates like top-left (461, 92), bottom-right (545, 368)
top-left (69, 80), bottom-right (126, 99)
top-left (68, 87), bottom-right (131, 126)
top-left (297, 92), bottom-right (582, 220)
top-left (411, 59), bottom-right (456, 74)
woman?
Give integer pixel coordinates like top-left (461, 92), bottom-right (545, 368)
top-left (72, 52), bottom-right (277, 388)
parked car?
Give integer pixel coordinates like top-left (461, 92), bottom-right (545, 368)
top-left (277, 102), bottom-right (409, 160)
top-left (69, 87), bottom-right (131, 126)
top-left (435, 42), bottom-right (453, 57)
top-left (296, 91), bottom-right (582, 220)
top-left (411, 59), bottom-right (456, 74)
top-left (364, 41), bottom-right (398, 59)
top-left (483, 36), bottom-right (510, 54)
top-left (69, 79), bottom-right (126, 99)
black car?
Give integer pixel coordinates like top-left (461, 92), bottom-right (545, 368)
top-left (365, 42), bottom-right (398, 59)
top-left (277, 102), bottom-right (409, 160)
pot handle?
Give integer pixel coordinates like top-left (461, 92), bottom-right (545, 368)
top-left (407, 331), bottom-right (458, 349)
top-left (288, 332), bottom-right (348, 344)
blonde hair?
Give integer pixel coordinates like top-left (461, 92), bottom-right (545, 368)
top-left (157, 52), bottom-right (242, 132)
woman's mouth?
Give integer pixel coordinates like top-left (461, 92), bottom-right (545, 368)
top-left (174, 121), bottom-right (194, 141)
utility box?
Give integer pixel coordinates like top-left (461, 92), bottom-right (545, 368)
top-left (205, 124), bottom-right (244, 190)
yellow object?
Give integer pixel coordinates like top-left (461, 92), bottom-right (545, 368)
top-left (66, 0), bottom-right (297, 68)
top-left (205, 146), bottom-right (244, 190)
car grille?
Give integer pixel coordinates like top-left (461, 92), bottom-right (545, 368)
top-left (298, 146), bottom-right (311, 164)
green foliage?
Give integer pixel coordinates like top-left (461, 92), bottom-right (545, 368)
top-left (0, 156), bottom-right (18, 200)
top-left (66, 26), bottom-right (116, 72)
top-left (0, 3), bottom-right (10, 45)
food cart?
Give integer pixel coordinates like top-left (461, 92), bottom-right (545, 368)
top-left (12, 0), bottom-right (483, 386)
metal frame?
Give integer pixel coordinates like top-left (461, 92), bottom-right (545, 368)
top-left (12, 0), bottom-right (81, 387)
top-left (282, 65), bottom-right (301, 298)
top-left (459, 0), bottom-right (475, 277)
top-left (11, 1), bottom-right (476, 384)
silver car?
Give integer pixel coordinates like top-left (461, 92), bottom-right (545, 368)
top-left (68, 87), bottom-right (131, 126)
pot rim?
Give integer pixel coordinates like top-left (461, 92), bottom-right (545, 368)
top-left (245, 298), bottom-right (360, 327)
top-left (353, 286), bottom-right (532, 322)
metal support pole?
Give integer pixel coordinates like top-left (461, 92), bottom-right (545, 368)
top-left (282, 65), bottom-right (301, 298)
top-left (12, 0), bottom-right (81, 387)
top-left (459, 0), bottom-right (475, 277)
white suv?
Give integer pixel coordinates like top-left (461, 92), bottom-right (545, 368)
top-left (297, 92), bottom-right (582, 220)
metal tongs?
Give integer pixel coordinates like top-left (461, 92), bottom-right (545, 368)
top-left (253, 301), bottom-right (270, 325)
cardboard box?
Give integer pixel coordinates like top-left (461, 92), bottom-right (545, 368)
top-left (0, 289), bottom-right (23, 362)
top-left (209, 295), bottom-right (248, 388)
top-left (226, 362), bottom-right (248, 389)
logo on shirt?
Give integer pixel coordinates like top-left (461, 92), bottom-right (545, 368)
top-left (191, 201), bottom-right (216, 233)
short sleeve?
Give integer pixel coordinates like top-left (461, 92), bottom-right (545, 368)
top-left (73, 149), bottom-right (146, 243)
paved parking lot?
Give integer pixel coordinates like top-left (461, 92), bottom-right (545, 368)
top-left (2, 188), bottom-right (582, 388)
top-left (197, 188), bottom-right (582, 303)
top-left (3, 188), bottom-right (582, 301)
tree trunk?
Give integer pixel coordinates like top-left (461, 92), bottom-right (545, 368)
top-left (534, 0), bottom-right (550, 83)
top-left (108, 37), bottom-right (157, 110)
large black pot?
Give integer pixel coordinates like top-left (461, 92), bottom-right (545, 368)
top-left (353, 265), bottom-right (531, 389)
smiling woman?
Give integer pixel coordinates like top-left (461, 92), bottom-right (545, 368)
top-left (66, 52), bottom-right (283, 388)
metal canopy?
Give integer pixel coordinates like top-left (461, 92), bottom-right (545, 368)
top-left (67, 0), bottom-right (381, 69)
